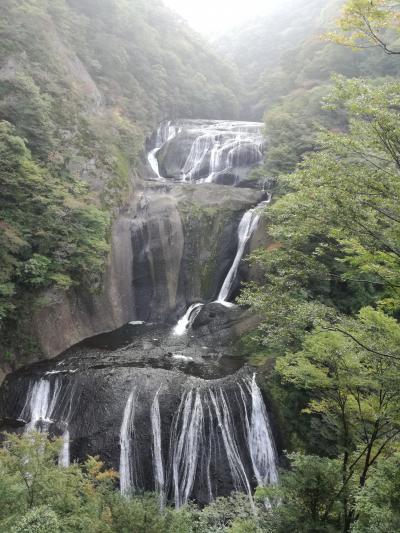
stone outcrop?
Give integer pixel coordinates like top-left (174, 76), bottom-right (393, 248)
top-left (30, 183), bottom-right (265, 360)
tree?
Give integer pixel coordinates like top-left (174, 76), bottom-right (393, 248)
top-left (241, 75), bottom-right (400, 345)
top-left (329, 0), bottom-right (400, 55)
top-left (241, 7), bottom-right (400, 531)
top-left (258, 453), bottom-right (342, 533)
top-left (12, 506), bottom-right (61, 533)
top-left (277, 307), bottom-right (400, 528)
top-left (352, 453), bottom-right (400, 533)
top-left (0, 120), bottom-right (110, 354)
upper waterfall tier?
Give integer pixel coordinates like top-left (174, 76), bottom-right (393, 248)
top-left (147, 120), bottom-right (265, 186)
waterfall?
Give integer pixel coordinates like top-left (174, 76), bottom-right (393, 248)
top-left (240, 376), bottom-right (278, 487)
top-left (173, 303), bottom-right (204, 336)
top-left (217, 197), bottom-right (271, 304)
top-left (171, 389), bottom-right (205, 507)
top-left (166, 377), bottom-right (277, 508)
top-left (120, 390), bottom-right (137, 495)
top-left (21, 378), bottom-right (61, 432)
top-left (182, 133), bottom-right (214, 182)
top-left (203, 137), bottom-right (263, 185)
top-left (151, 389), bottom-right (165, 507)
top-left (148, 120), bottom-right (179, 179)
top-left (202, 139), bottom-right (221, 183)
top-left (172, 197), bottom-right (270, 329)
top-left (147, 120), bottom-right (264, 184)
top-left (59, 430), bottom-right (70, 468)
top-left (208, 389), bottom-right (253, 505)
top-left (248, 375), bottom-right (278, 485)
top-left (20, 378), bottom-right (72, 467)
top-left (15, 373), bottom-right (277, 506)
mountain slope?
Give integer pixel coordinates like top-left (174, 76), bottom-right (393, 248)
top-left (0, 0), bottom-right (240, 363)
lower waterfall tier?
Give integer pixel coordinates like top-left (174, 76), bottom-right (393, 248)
top-left (0, 322), bottom-right (279, 506)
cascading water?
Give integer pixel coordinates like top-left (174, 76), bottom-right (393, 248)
top-left (120, 389), bottom-right (137, 495)
top-left (171, 388), bottom-right (205, 507)
top-left (148, 120), bottom-right (179, 179)
top-left (0, 118), bottom-right (279, 512)
top-left (202, 135), bottom-right (263, 185)
top-left (208, 389), bottom-right (253, 505)
top-left (59, 429), bottom-right (70, 468)
top-left (181, 133), bottom-right (214, 182)
top-left (173, 303), bottom-right (204, 336)
top-left (21, 378), bottom-right (61, 432)
top-left (172, 197), bottom-right (270, 333)
top-left (217, 196), bottom-right (271, 304)
top-left (241, 375), bottom-right (278, 486)
top-left (151, 388), bottom-right (165, 507)
top-left (116, 377), bottom-right (277, 507)
top-left (19, 377), bottom-right (73, 467)
top-left (147, 120), bottom-right (265, 185)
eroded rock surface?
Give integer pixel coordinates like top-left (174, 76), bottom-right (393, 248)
top-left (31, 182), bottom-right (265, 360)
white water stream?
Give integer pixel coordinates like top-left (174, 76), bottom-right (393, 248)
top-left (217, 196), bottom-right (271, 304)
top-left (120, 390), bottom-right (136, 495)
top-left (151, 388), bottom-right (165, 507)
top-left (119, 377), bottom-right (278, 506)
top-left (20, 378), bottom-right (72, 467)
top-left (173, 303), bottom-right (204, 336)
top-left (172, 196), bottom-right (270, 334)
top-left (148, 120), bottom-right (179, 178)
top-left (148, 120), bottom-right (264, 184)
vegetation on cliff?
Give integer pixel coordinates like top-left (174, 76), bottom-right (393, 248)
top-left (240, 1), bottom-right (400, 531)
top-left (0, 0), bottom-right (240, 361)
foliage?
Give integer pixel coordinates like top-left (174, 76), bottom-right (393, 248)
top-left (12, 506), bottom-right (61, 533)
top-left (0, 433), bottom-right (270, 533)
top-left (328, 0), bottom-right (400, 55)
top-left (219, 0), bottom-right (400, 121)
top-left (0, 0), bottom-right (241, 359)
top-left (238, 2), bottom-right (400, 532)
top-left (258, 453), bottom-right (342, 533)
top-left (352, 453), bottom-right (400, 533)
top-left (0, 121), bottom-right (110, 356)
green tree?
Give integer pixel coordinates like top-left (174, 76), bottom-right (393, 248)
top-left (0, 121), bottom-right (110, 346)
top-left (259, 453), bottom-right (342, 533)
top-left (329, 0), bottom-right (400, 55)
top-left (352, 453), bottom-right (400, 533)
top-left (12, 506), bottom-right (60, 533)
top-left (277, 308), bottom-right (400, 528)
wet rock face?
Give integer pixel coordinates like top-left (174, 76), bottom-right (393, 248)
top-left (32, 214), bottom-right (135, 359)
top-left (0, 321), bottom-right (278, 505)
top-left (16, 118), bottom-right (270, 365)
top-left (30, 183), bottom-right (265, 359)
top-left (155, 120), bottom-right (265, 186)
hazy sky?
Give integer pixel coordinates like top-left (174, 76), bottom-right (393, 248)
top-left (164, 0), bottom-right (273, 35)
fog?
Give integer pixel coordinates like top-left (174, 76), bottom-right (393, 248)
top-left (163, 0), bottom-right (284, 35)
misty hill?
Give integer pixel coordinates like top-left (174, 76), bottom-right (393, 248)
top-left (218, 0), bottom-right (400, 119)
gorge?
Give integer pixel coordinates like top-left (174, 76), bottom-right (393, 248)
top-left (0, 119), bottom-right (279, 505)
top-left (2, 0), bottom-right (400, 530)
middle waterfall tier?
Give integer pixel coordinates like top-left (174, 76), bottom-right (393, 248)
top-left (172, 195), bottom-right (271, 335)
top-left (218, 196), bottom-right (271, 304)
